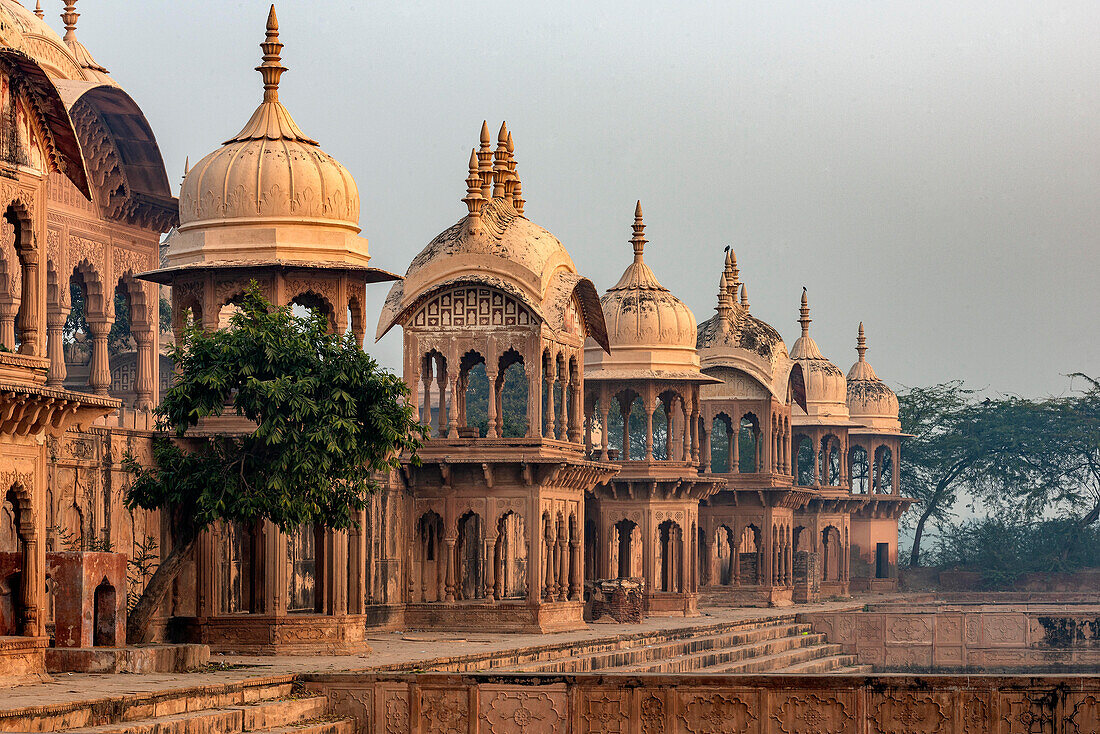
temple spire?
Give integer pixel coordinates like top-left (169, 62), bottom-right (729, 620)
top-left (504, 131), bottom-right (518, 200)
top-left (477, 121), bottom-right (493, 200)
top-left (799, 287), bottom-right (811, 338)
top-left (740, 283), bottom-right (749, 311)
top-left (34, 1), bottom-right (43, 20)
top-left (631, 201), bottom-right (647, 262)
top-left (62, 1), bottom-right (78, 42)
top-left (257, 5), bottom-right (286, 104)
top-left (463, 149), bottom-right (485, 230)
top-left (492, 122), bottom-right (509, 199)
top-left (856, 322), bottom-right (867, 362)
top-left (723, 246), bottom-right (738, 302)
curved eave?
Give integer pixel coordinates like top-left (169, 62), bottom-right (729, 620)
top-left (584, 367), bottom-right (722, 384)
top-left (138, 260), bottom-right (401, 286)
top-left (0, 49), bottom-right (90, 196)
top-left (375, 274), bottom-right (546, 342)
top-left (562, 276), bottom-right (610, 354)
top-left (700, 355), bottom-right (784, 401)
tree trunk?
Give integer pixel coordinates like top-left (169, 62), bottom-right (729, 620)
top-left (126, 527), bottom-right (198, 645)
top-left (909, 502), bottom-right (935, 567)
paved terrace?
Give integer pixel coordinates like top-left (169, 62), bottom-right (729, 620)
top-left (0, 598), bottom-right (877, 713)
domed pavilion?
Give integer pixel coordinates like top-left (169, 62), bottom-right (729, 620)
top-left (582, 202), bottom-right (723, 616)
top-left (378, 121), bottom-right (616, 632)
top-left (140, 6), bottom-right (395, 654)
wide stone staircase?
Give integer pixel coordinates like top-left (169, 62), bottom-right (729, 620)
top-left (0, 678), bottom-right (354, 734)
top-left (496, 619), bottom-right (867, 674)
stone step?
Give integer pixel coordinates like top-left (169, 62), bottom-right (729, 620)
top-left (238, 697), bottom-right (328, 731)
top-left (65, 696), bottom-right (333, 734)
top-left (774, 654), bottom-right (862, 674)
top-left (0, 678), bottom-right (297, 733)
top-left (616, 633), bottom-right (828, 674)
top-left (706, 643), bottom-right (846, 674)
top-left (832, 664), bottom-right (874, 674)
top-left (257, 721), bottom-right (354, 734)
top-left (507, 623), bottom-right (813, 673)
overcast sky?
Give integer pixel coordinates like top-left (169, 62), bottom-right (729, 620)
top-left (61, 1), bottom-right (1099, 397)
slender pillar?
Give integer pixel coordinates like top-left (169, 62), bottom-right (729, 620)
top-left (444, 536), bottom-right (456, 602)
top-left (0, 293), bottom-right (15, 350)
top-left (20, 535), bottom-right (39, 636)
top-left (570, 538), bottom-right (581, 600)
top-left (599, 391), bottom-right (610, 460)
top-left (690, 407), bottom-right (700, 464)
top-left (732, 416), bottom-right (740, 473)
top-left (644, 395), bottom-right (654, 461)
top-left (544, 369), bottom-right (556, 439)
top-left (557, 375), bottom-right (568, 441)
top-left (447, 375), bottom-right (460, 439)
top-left (86, 318), bottom-right (112, 395)
top-left (493, 535), bottom-right (503, 600)
top-left (543, 524), bottom-right (554, 600)
top-left (17, 250), bottom-right (39, 356)
top-left (46, 307), bottom-right (68, 387)
top-left (485, 369), bottom-right (499, 438)
top-left (436, 363), bottom-right (448, 438)
top-left (133, 325), bottom-right (156, 411)
top-left (727, 420), bottom-right (735, 472)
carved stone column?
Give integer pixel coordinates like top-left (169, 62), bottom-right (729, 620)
top-left (485, 369), bottom-right (499, 438)
top-left (556, 374), bottom-right (568, 441)
top-left (544, 368), bottom-right (556, 440)
top-left (543, 523), bottom-right (554, 600)
top-left (690, 406), bottom-right (700, 466)
top-left (133, 325), bottom-right (155, 411)
top-left (46, 306), bottom-right (68, 387)
top-left (86, 318), bottom-right (112, 396)
top-left (556, 527), bottom-right (567, 601)
top-left (446, 375), bottom-right (460, 439)
top-left (569, 538), bottom-right (581, 600)
top-left (20, 535), bottom-right (39, 636)
top-left (599, 397), bottom-right (610, 461)
top-left (435, 363), bottom-right (448, 438)
top-left (17, 248), bottom-right (39, 357)
top-left (483, 535), bottom-right (495, 601)
top-left (443, 536), bottom-right (456, 602)
top-left (0, 293), bottom-right (16, 349)
top-left (644, 392), bottom-right (655, 461)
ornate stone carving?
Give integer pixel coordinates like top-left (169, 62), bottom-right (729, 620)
top-left (383, 688), bottom-right (409, 734)
top-left (871, 693), bottom-right (946, 734)
top-left (640, 693), bottom-right (665, 734)
top-left (419, 688), bottom-right (468, 734)
top-left (413, 286), bottom-right (532, 330)
top-left (479, 688), bottom-right (566, 734)
top-left (773, 694), bottom-right (853, 734)
top-left (678, 693), bottom-right (756, 734)
top-left (1069, 694), bottom-right (1100, 734)
top-left (580, 691), bottom-right (630, 733)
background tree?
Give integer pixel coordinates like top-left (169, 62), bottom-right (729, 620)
top-left (123, 285), bottom-right (424, 642)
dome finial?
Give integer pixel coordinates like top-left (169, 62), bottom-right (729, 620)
top-left (740, 283), bottom-right (749, 311)
top-left (477, 121), bottom-right (493, 200)
top-left (799, 287), bottom-right (811, 338)
top-left (62, 1), bottom-right (78, 42)
top-left (723, 245), bottom-right (738, 302)
top-left (34, 1), bottom-right (44, 20)
top-left (257, 5), bottom-right (287, 103)
top-left (856, 321), bottom-right (867, 362)
top-left (492, 122), bottom-right (510, 199)
top-left (504, 131), bottom-right (519, 201)
top-left (631, 200), bottom-right (647, 262)
top-left (463, 149), bottom-right (485, 230)
top-left (182, 156), bottom-right (190, 185)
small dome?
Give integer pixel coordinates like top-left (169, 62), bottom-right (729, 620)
top-left (846, 323), bottom-right (900, 432)
top-left (169, 7), bottom-right (368, 270)
top-left (0, 0), bottom-right (87, 80)
top-left (790, 289), bottom-right (849, 423)
top-left (377, 122), bottom-right (608, 348)
top-left (586, 203), bottom-right (707, 380)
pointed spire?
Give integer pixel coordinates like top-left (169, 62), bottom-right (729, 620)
top-left (257, 5), bottom-right (286, 103)
top-left (504, 131), bottom-right (518, 200)
top-left (631, 201), bottom-right (647, 262)
top-left (799, 287), bottom-right (811, 338)
top-left (477, 121), bottom-right (493, 200)
top-left (856, 322), bottom-right (867, 362)
top-left (729, 248), bottom-right (740, 287)
top-left (723, 246), bottom-right (738, 302)
top-left (492, 122), bottom-right (509, 199)
top-left (740, 283), bottom-right (749, 311)
top-left (463, 149), bottom-right (485, 230)
top-left (513, 179), bottom-right (525, 215)
top-left (62, 1), bottom-right (78, 42)
top-left (34, 1), bottom-right (44, 20)
top-left (182, 156), bottom-right (190, 186)
top-left (224, 5), bottom-right (317, 145)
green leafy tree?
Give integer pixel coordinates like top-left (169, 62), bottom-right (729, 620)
top-left (123, 284), bottom-right (424, 642)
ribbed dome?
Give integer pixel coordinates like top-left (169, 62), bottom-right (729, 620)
top-left (846, 323), bottom-right (900, 432)
top-left (586, 203), bottom-right (707, 380)
top-left (790, 289), bottom-right (849, 423)
top-left (0, 0), bottom-right (104, 82)
top-left (169, 6), bottom-right (369, 270)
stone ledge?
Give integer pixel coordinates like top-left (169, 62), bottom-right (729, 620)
top-left (45, 644), bottom-right (210, 674)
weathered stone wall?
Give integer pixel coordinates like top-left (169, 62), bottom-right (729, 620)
top-left (303, 671), bottom-right (1100, 733)
top-left (804, 602), bottom-right (1100, 671)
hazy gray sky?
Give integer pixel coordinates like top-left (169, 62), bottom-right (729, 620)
top-left (65, 1), bottom-right (1099, 396)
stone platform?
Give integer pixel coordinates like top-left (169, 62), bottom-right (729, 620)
top-left (46, 644), bottom-right (210, 674)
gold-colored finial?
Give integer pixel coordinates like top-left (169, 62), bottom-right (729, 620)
top-left (257, 5), bottom-right (287, 103)
top-left (856, 322), bottom-right (867, 361)
top-left (62, 1), bottom-right (78, 42)
top-left (799, 287), bottom-right (811, 338)
top-left (631, 200), bottom-right (647, 261)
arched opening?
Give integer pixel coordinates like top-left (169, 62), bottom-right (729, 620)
top-left (416, 511), bottom-right (445, 602)
top-left (612, 518), bottom-right (638, 579)
top-left (849, 445), bottom-right (869, 493)
top-left (740, 525), bottom-right (762, 584)
top-left (827, 442), bottom-right (842, 486)
top-left (290, 291), bottom-right (336, 333)
top-left (709, 414), bottom-right (732, 473)
top-left (657, 520), bottom-right (683, 593)
top-left (875, 446), bottom-right (895, 494)
top-left (0, 204), bottom-right (36, 354)
top-left (92, 578), bottom-right (117, 646)
top-left (739, 414), bottom-right (760, 472)
top-left (584, 515), bottom-right (598, 581)
top-left (0, 214), bottom-right (21, 351)
top-left (497, 349), bottom-right (528, 438)
top-left (456, 511), bottom-right (483, 599)
top-left (458, 351), bottom-right (487, 438)
top-left (822, 526), bottom-right (842, 581)
top-left (795, 435), bottom-right (815, 485)
top-left (714, 525), bottom-right (735, 585)
top-left (0, 485), bottom-right (34, 636)
top-left (494, 511), bottom-right (526, 599)
top-left (419, 351), bottom-right (447, 438)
